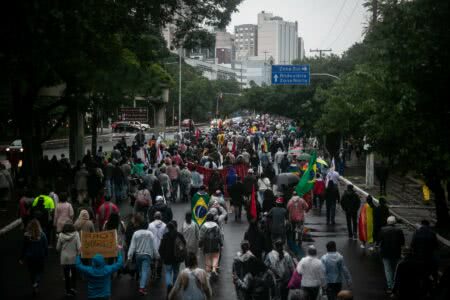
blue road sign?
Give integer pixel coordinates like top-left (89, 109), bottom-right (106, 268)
top-left (271, 65), bottom-right (310, 85)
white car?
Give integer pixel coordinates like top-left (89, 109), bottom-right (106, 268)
top-left (129, 121), bottom-right (150, 130)
top-left (5, 139), bottom-right (23, 153)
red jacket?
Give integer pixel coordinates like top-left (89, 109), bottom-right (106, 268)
top-left (313, 178), bottom-right (325, 195)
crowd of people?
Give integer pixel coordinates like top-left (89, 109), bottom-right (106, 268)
top-left (11, 115), bottom-right (448, 300)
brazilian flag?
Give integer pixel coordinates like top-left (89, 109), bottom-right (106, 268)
top-left (295, 151), bottom-right (317, 197)
top-left (191, 192), bottom-right (210, 226)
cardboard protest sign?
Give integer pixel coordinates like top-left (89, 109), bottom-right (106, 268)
top-left (81, 230), bottom-right (117, 258)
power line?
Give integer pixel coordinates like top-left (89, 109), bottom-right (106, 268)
top-left (319, 0), bottom-right (349, 48)
top-left (310, 48), bottom-right (332, 58)
top-left (327, 0), bottom-right (361, 49)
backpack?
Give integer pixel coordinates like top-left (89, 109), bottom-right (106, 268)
top-left (173, 234), bottom-right (187, 263)
top-left (204, 226), bottom-right (221, 253)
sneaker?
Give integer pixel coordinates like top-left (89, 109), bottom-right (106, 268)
top-left (360, 244), bottom-right (366, 249)
top-left (138, 288), bottom-right (147, 295)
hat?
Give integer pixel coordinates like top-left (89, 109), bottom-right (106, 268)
top-left (387, 216), bottom-right (396, 225)
top-left (215, 190), bottom-right (222, 195)
top-left (248, 169), bottom-right (254, 173)
top-left (275, 197), bottom-right (284, 204)
top-left (155, 195), bottom-right (164, 202)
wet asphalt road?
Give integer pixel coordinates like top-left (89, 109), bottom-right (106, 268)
top-left (1, 200), bottom-right (391, 300)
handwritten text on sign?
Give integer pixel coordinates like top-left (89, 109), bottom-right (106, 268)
top-left (81, 230), bottom-right (117, 258)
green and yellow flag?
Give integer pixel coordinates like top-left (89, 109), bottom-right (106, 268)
top-left (295, 152), bottom-right (317, 197)
top-left (191, 192), bottom-right (210, 226)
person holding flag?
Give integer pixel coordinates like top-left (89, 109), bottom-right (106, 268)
top-left (191, 186), bottom-right (210, 227)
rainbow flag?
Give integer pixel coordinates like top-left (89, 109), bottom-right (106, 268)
top-left (358, 203), bottom-right (374, 243)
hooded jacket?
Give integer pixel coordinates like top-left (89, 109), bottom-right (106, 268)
top-left (56, 231), bottom-right (81, 265)
top-left (320, 252), bottom-right (352, 284)
top-left (232, 251), bottom-right (255, 280)
top-left (76, 253), bottom-right (123, 299)
top-left (148, 220), bottom-right (167, 250)
top-left (199, 221), bottom-right (223, 254)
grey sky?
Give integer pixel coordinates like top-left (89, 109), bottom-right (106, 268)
top-left (227, 0), bottom-right (368, 57)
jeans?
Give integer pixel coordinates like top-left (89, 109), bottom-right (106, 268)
top-left (164, 263), bottom-right (180, 288)
top-left (258, 191), bottom-right (264, 206)
top-left (326, 201), bottom-right (336, 224)
top-left (136, 254), bottom-right (152, 289)
top-left (326, 282), bottom-right (342, 300)
top-left (345, 212), bottom-right (358, 237)
top-left (170, 179), bottom-right (179, 202)
top-left (63, 264), bottom-right (77, 292)
top-left (204, 252), bottom-right (220, 273)
top-left (382, 258), bottom-right (399, 289)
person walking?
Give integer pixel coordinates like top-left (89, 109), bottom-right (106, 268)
top-left (148, 211), bottom-right (167, 279)
top-left (199, 213), bottom-right (223, 280)
top-left (96, 196), bottom-right (119, 230)
top-left (324, 181), bottom-right (340, 225)
top-left (244, 217), bottom-right (265, 260)
top-left (265, 239), bottom-right (295, 300)
top-left (297, 246), bottom-right (326, 300)
top-left (286, 192), bottom-right (309, 245)
top-left (268, 197), bottom-right (288, 243)
top-left (320, 241), bottom-right (352, 300)
top-left (182, 211), bottom-right (199, 256)
top-left (232, 240), bottom-right (256, 300)
top-left (53, 192), bottom-right (74, 233)
top-left (313, 173), bottom-right (325, 212)
top-left (19, 219), bottom-right (48, 296)
top-left (56, 221), bottom-right (81, 297)
top-left (127, 217), bottom-right (159, 295)
top-left (229, 176), bottom-right (245, 222)
top-left (159, 220), bottom-right (187, 296)
top-left (234, 255), bottom-right (275, 300)
top-left (340, 185), bottom-right (361, 239)
top-left (76, 252), bottom-right (123, 299)
top-left (369, 196), bottom-right (389, 245)
top-left (179, 165), bottom-right (192, 203)
top-left (169, 252), bottom-right (212, 300)
top-left (74, 209), bottom-right (95, 233)
top-left (148, 196), bottom-right (173, 224)
top-left (378, 216), bottom-right (405, 294)
top-left (167, 161), bottom-right (180, 202)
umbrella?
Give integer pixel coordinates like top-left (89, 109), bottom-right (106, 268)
top-left (296, 153), bottom-right (311, 161)
top-left (316, 158), bottom-right (328, 166)
top-left (276, 173), bottom-right (300, 186)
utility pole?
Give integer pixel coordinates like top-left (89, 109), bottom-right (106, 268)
top-left (263, 51), bottom-right (269, 85)
top-left (309, 48), bottom-right (332, 58)
top-left (178, 48), bottom-right (182, 134)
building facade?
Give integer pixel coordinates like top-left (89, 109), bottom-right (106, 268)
top-left (234, 24), bottom-right (258, 61)
top-left (298, 37), bottom-right (305, 61)
top-left (257, 11), bottom-right (298, 65)
top-left (215, 31), bottom-right (235, 65)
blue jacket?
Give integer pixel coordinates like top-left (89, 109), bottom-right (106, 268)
top-left (320, 252), bottom-right (352, 284)
top-left (76, 253), bottom-right (122, 299)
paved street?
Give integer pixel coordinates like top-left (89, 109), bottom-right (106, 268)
top-left (1, 197), bottom-right (393, 299)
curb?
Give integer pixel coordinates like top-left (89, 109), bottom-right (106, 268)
top-left (339, 176), bottom-right (450, 248)
top-left (0, 218), bottom-right (22, 236)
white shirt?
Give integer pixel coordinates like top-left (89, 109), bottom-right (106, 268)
top-left (127, 229), bottom-right (159, 260)
top-left (297, 256), bottom-right (326, 287)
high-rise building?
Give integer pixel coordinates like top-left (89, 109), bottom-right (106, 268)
top-left (215, 31), bottom-right (235, 65)
top-left (234, 24), bottom-right (258, 61)
top-left (257, 11), bottom-right (298, 65)
top-left (298, 37), bottom-right (305, 61)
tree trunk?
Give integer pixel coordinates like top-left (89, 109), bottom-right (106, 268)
top-left (426, 176), bottom-right (450, 228)
top-left (69, 99), bottom-right (85, 165)
top-left (12, 83), bottom-right (42, 183)
top-left (91, 101), bottom-right (98, 155)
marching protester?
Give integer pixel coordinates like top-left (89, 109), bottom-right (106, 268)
top-left (378, 216), bottom-right (405, 294)
top-left (74, 209), bottom-right (95, 233)
top-left (182, 211), bottom-right (200, 256)
top-left (199, 213), bottom-right (223, 280)
top-left (127, 215), bottom-right (159, 295)
top-left (56, 221), bottom-right (80, 296)
top-left (324, 180), bottom-right (340, 225)
top-left (19, 219), bottom-right (48, 296)
top-left (297, 246), bottom-right (326, 300)
top-left (340, 185), bottom-right (361, 239)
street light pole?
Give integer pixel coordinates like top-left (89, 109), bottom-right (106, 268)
top-left (178, 48), bottom-right (182, 134)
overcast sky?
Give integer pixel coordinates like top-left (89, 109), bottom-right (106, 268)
top-left (227, 0), bottom-right (368, 57)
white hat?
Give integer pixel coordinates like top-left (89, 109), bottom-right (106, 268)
top-left (156, 195), bottom-right (164, 202)
top-left (387, 216), bottom-right (396, 225)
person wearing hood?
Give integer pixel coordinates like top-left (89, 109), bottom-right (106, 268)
top-left (340, 185), bottom-right (361, 239)
top-left (76, 251), bottom-right (123, 299)
top-left (74, 209), bottom-right (95, 233)
top-left (268, 197), bottom-right (288, 243)
top-left (320, 241), bottom-right (352, 300)
top-left (147, 195), bottom-right (173, 224)
top-left (56, 221), bottom-right (81, 296)
top-left (182, 211), bottom-right (200, 255)
top-left (234, 255), bottom-right (275, 300)
top-left (159, 220), bottom-right (187, 296)
top-left (148, 211), bottom-right (167, 279)
top-left (274, 148), bottom-right (285, 174)
top-left (210, 190), bottom-right (226, 209)
top-left (265, 239), bottom-right (295, 300)
top-left (257, 176), bottom-right (272, 207)
top-left (199, 213), bottom-right (223, 279)
top-left (297, 246), bottom-right (326, 300)
top-left (127, 215), bottom-right (159, 295)
top-left (232, 240), bottom-right (256, 300)
top-left (244, 217), bottom-right (265, 260)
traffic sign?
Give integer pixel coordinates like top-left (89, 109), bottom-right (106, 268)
top-left (271, 65), bottom-right (310, 85)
